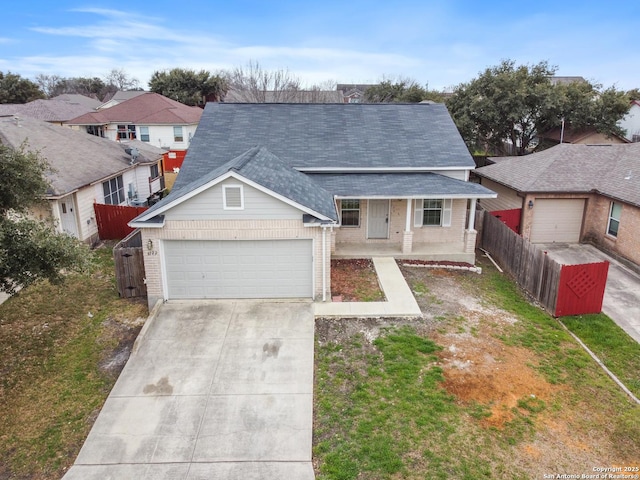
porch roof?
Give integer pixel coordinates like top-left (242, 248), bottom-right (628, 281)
top-left (308, 172), bottom-right (497, 199)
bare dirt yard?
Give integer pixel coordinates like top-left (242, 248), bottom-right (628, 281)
top-left (315, 257), bottom-right (639, 479)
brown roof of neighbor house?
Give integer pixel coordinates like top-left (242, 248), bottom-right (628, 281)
top-left (0, 116), bottom-right (164, 196)
top-left (66, 92), bottom-right (203, 126)
top-left (476, 142), bottom-right (640, 207)
top-left (0, 95), bottom-right (101, 123)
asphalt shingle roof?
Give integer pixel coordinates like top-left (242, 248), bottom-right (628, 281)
top-left (0, 95), bottom-right (100, 123)
top-left (66, 92), bottom-right (202, 125)
top-left (144, 146), bottom-right (337, 221)
top-left (173, 102), bottom-right (474, 191)
top-left (309, 172), bottom-right (496, 198)
top-left (0, 116), bottom-right (164, 196)
top-left (476, 143), bottom-right (640, 207)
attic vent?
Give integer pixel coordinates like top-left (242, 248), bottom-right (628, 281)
top-left (223, 185), bottom-right (244, 210)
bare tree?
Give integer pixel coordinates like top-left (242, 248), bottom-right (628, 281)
top-left (35, 74), bottom-right (63, 98)
top-left (103, 68), bottom-right (140, 91)
top-left (225, 61), bottom-right (301, 102)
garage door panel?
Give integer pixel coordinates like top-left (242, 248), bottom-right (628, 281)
top-left (164, 240), bottom-right (312, 299)
top-left (530, 199), bottom-right (585, 243)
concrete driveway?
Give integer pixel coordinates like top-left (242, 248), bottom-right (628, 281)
top-left (63, 300), bottom-right (316, 480)
top-left (539, 243), bottom-right (640, 343)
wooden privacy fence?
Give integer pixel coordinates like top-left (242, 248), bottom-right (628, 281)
top-left (113, 229), bottom-right (147, 298)
top-left (479, 211), bottom-right (608, 317)
top-left (490, 208), bottom-right (521, 234)
top-left (94, 203), bottom-right (148, 240)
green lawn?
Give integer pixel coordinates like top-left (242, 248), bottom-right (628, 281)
top-left (314, 260), bottom-right (640, 479)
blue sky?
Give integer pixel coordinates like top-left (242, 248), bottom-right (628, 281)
top-left (2, 1), bottom-right (639, 92)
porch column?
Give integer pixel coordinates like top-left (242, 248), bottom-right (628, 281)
top-left (468, 198), bottom-right (477, 231)
top-left (465, 198), bottom-right (478, 254)
top-left (403, 199), bottom-right (413, 254)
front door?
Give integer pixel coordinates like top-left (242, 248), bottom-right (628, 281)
top-left (368, 200), bottom-right (389, 239)
top-left (59, 197), bottom-right (79, 237)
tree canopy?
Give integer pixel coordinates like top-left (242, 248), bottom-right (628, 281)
top-left (364, 78), bottom-right (445, 103)
top-left (446, 60), bottom-right (630, 155)
top-left (149, 68), bottom-right (228, 106)
top-left (0, 71), bottom-right (45, 104)
top-left (0, 143), bottom-right (90, 294)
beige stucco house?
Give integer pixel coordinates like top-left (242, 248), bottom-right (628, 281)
top-left (130, 102), bottom-right (496, 307)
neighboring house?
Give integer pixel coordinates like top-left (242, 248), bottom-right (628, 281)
top-left (65, 92), bottom-right (202, 152)
top-left (0, 115), bottom-right (165, 243)
top-left (0, 94), bottom-right (101, 126)
top-left (336, 84), bottom-right (374, 103)
top-left (536, 126), bottom-right (628, 149)
top-left (476, 142), bottom-right (640, 268)
top-left (97, 90), bottom-right (147, 110)
top-left (618, 100), bottom-right (640, 142)
top-left (130, 102), bottom-right (496, 307)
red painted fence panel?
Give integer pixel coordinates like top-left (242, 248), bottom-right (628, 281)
top-left (555, 262), bottom-right (609, 317)
top-left (162, 150), bottom-right (187, 172)
top-left (94, 203), bottom-right (148, 240)
top-left (490, 208), bottom-right (521, 234)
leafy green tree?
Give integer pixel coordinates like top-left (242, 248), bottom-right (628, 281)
top-left (364, 78), bottom-right (445, 103)
top-left (149, 68), bottom-right (228, 105)
top-left (0, 71), bottom-right (45, 104)
top-left (626, 88), bottom-right (640, 101)
top-left (0, 143), bottom-right (91, 294)
top-left (447, 60), bottom-right (630, 155)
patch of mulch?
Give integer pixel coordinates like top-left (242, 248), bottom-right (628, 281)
top-left (331, 259), bottom-right (384, 302)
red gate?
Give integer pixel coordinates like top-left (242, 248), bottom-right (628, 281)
top-left (490, 208), bottom-right (521, 234)
top-left (94, 203), bottom-right (148, 240)
top-left (555, 262), bottom-right (609, 317)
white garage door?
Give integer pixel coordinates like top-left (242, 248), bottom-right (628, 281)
top-left (164, 240), bottom-right (313, 299)
top-left (530, 199), bottom-right (585, 243)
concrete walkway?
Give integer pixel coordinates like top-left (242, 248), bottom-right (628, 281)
top-left (314, 257), bottom-right (421, 317)
top-left (63, 300), bottom-right (315, 480)
top-left (539, 243), bottom-right (640, 344)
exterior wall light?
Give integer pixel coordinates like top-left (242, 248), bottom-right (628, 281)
top-left (528, 200), bottom-right (534, 209)
top-left (147, 239), bottom-right (153, 250)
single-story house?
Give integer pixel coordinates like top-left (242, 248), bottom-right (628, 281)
top-left (536, 126), bottom-right (628, 150)
top-left (0, 94), bottom-right (101, 126)
top-left (130, 102), bottom-right (496, 307)
top-left (0, 115), bottom-right (165, 243)
top-left (476, 142), bottom-right (640, 269)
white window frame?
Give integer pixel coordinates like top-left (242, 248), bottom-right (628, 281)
top-left (340, 199), bottom-right (360, 227)
top-left (414, 198), bottom-right (452, 227)
top-left (173, 126), bottom-right (184, 142)
top-left (607, 202), bottom-right (622, 237)
top-left (140, 126), bottom-right (150, 142)
top-left (103, 175), bottom-right (125, 205)
top-left (223, 184), bottom-right (244, 210)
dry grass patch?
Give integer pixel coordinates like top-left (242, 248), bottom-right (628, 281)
top-left (0, 247), bottom-right (147, 479)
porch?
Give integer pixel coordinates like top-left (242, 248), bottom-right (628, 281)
top-left (332, 241), bottom-right (475, 264)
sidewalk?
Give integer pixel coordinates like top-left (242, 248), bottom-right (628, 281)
top-left (314, 257), bottom-right (421, 318)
